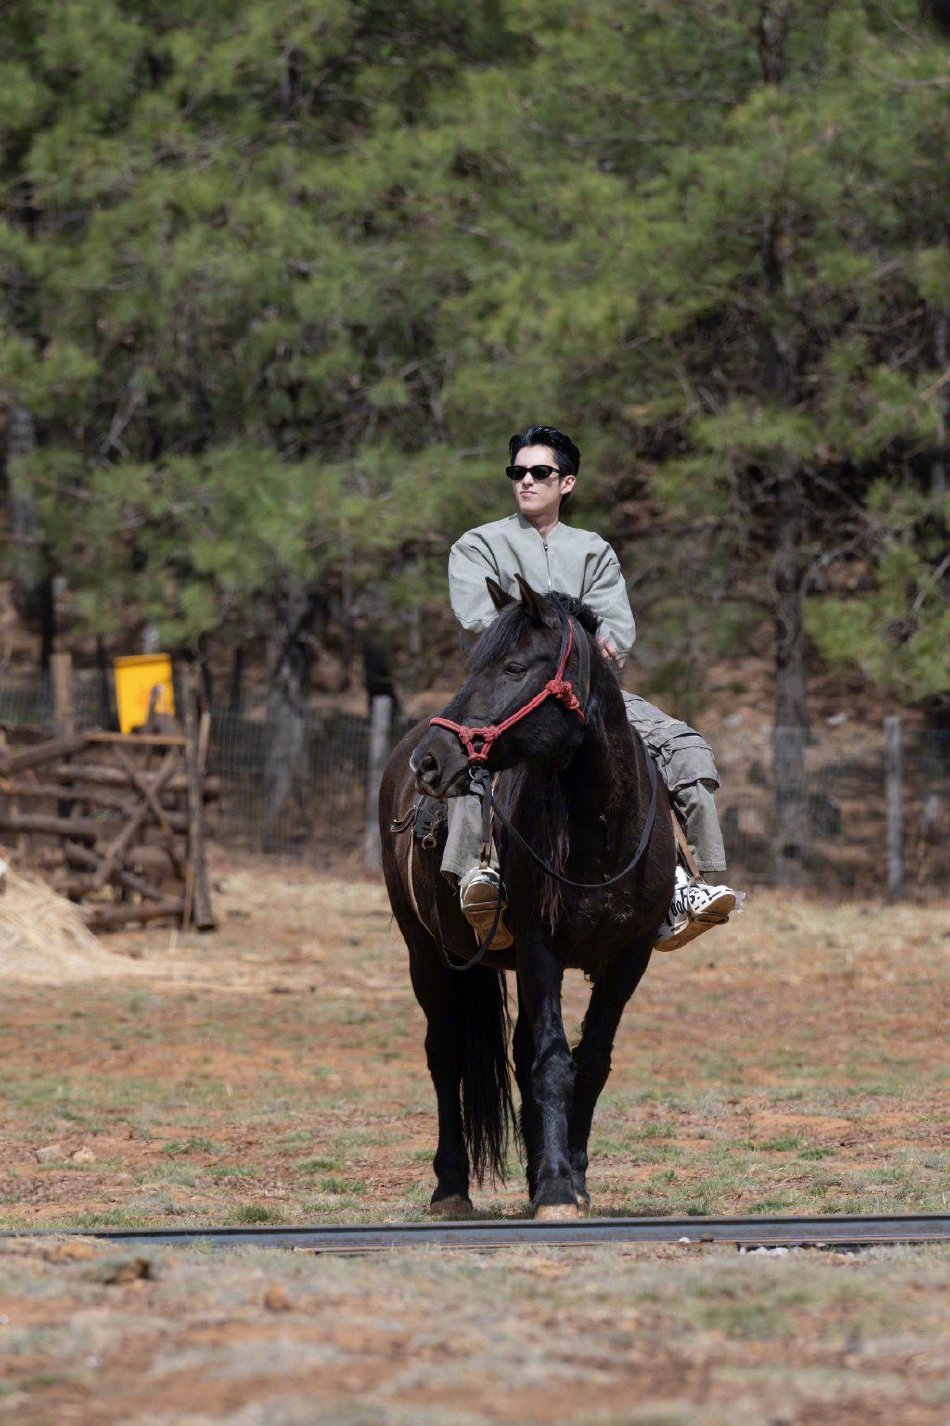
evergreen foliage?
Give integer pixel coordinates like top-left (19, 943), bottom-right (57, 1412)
top-left (0, 0), bottom-right (946, 722)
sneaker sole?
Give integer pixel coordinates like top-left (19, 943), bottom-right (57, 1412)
top-left (650, 918), bottom-right (710, 952)
top-left (460, 885), bottom-right (514, 951)
top-left (689, 890), bottom-right (737, 922)
top-left (655, 895), bottom-right (736, 952)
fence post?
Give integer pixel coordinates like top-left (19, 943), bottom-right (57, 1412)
top-left (50, 651), bottom-right (75, 738)
top-left (364, 695), bottom-right (393, 872)
top-left (182, 667), bottom-right (216, 931)
top-left (884, 715), bottom-right (904, 900)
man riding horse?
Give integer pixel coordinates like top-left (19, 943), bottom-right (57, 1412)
top-left (443, 424), bottom-right (738, 951)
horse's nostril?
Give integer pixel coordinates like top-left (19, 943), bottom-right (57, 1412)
top-left (411, 749), bottom-right (439, 784)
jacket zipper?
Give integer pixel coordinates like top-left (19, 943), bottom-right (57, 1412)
top-left (541, 538), bottom-right (552, 591)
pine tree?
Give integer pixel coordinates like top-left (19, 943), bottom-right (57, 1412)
top-left (431, 0), bottom-right (947, 881)
top-left (1, 0), bottom-right (945, 869)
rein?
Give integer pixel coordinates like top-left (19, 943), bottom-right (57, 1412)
top-left (481, 750), bottom-right (658, 893)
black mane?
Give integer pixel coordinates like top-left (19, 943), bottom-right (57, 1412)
top-left (464, 591), bottom-right (611, 932)
top-left (468, 591), bottom-right (601, 674)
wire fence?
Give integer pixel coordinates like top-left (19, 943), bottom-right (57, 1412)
top-left (714, 720), bottom-right (948, 895)
top-left (209, 708), bottom-right (415, 857)
top-left (1, 674), bottom-right (947, 895)
top-left (0, 672), bottom-right (111, 729)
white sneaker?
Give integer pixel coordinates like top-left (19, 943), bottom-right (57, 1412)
top-left (459, 867), bottom-right (514, 951)
top-left (654, 866), bottom-right (737, 952)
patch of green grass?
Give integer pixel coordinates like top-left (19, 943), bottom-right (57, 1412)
top-left (276, 1129), bottom-right (313, 1150)
top-left (208, 1165), bottom-right (254, 1179)
top-left (336, 1127), bottom-right (401, 1149)
top-left (640, 1121), bottom-right (676, 1140)
top-left (230, 1204), bottom-right (285, 1225)
top-left (746, 1136), bottom-right (807, 1152)
top-left (161, 1137), bottom-right (219, 1156)
top-left (318, 1176), bottom-right (367, 1195)
top-left (151, 1163), bottom-right (202, 1187)
top-left (851, 1077), bottom-right (914, 1098)
top-left (18, 1372), bottom-right (79, 1391)
top-left (0, 1069), bottom-right (231, 1115)
top-left (296, 1156), bottom-right (338, 1174)
top-left (590, 1135), bottom-right (633, 1155)
top-left (58, 1157), bottom-right (124, 1173)
top-left (48, 1209), bottom-right (154, 1229)
top-left (746, 1192), bottom-right (798, 1212)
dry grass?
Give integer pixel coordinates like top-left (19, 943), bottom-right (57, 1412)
top-left (0, 856), bottom-right (947, 1228)
top-left (1, 1236), bottom-right (947, 1425)
top-left (0, 867), bottom-right (130, 984)
top-left (0, 856), bottom-right (948, 1423)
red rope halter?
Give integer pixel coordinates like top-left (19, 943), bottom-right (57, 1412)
top-left (428, 619), bottom-right (586, 766)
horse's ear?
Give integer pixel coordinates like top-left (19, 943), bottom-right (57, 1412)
top-left (514, 574), bottom-right (550, 626)
top-left (486, 577), bottom-right (514, 613)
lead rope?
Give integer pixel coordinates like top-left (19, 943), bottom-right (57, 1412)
top-left (432, 767), bottom-right (504, 973)
top-left (389, 788), bottom-right (502, 971)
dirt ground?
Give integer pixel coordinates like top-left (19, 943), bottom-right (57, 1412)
top-left (1, 853), bottom-right (948, 1424)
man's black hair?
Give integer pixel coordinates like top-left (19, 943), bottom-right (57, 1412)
top-left (509, 425), bottom-right (581, 476)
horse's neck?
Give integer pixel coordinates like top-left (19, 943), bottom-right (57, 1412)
top-left (565, 689), bottom-right (641, 815)
top-left (503, 678), bottom-right (640, 842)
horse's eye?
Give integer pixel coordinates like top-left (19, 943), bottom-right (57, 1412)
top-left (504, 662), bottom-right (526, 678)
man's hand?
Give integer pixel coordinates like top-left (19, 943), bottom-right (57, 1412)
top-left (597, 635), bottom-right (624, 668)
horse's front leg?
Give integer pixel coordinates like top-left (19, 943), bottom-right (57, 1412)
top-left (512, 1008), bottom-right (540, 1201)
top-left (516, 944), bottom-right (578, 1218)
top-left (568, 938), bottom-right (653, 1212)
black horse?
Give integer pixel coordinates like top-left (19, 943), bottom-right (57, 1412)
top-left (379, 576), bottom-right (675, 1219)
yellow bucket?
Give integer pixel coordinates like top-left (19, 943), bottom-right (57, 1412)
top-left (113, 654), bottom-right (176, 734)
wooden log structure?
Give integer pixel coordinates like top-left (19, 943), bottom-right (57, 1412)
top-left (39, 763), bottom-right (220, 795)
top-left (0, 668), bottom-right (217, 932)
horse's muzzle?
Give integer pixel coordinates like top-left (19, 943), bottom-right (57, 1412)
top-left (410, 728), bottom-right (470, 799)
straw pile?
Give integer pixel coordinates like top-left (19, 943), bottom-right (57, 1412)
top-left (0, 862), bottom-right (128, 982)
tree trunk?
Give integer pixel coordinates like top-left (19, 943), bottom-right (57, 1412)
top-left (755, 6), bottom-right (809, 887)
top-left (261, 587), bottom-right (319, 852)
top-left (5, 406), bottom-right (55, 661)
top-left (933, 310), bottom-right (947, 497)
top-left (337, 568), bottom-right (354, 693)
top-left (771, 464), bottom-right (809, 886)
top-left (228, 644), bottom-right (244, 715)
top-left (757, 0), bottom-right (791, 85)
top-left (95, 636), bottom-right (116, 728)
top-left (198, 650), bottom-right (214, 713)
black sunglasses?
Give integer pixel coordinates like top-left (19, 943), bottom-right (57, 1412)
top-left (505, 464), bottom-right (564, 482)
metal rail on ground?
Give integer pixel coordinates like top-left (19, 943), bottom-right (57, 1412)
top-left (10, 1214), bottom-right (949, 1255)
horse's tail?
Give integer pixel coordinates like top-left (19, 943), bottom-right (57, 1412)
top-left (461, 966), bottom-right (517, 1185)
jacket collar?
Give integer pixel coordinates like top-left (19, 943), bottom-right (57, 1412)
top-left (514, 513), bottom-right (563, 540)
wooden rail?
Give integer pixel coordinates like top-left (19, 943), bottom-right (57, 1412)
top-left (0, 675), bottom-right (215, 932)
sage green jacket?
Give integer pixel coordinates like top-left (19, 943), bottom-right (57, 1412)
top-left (448, 514), bottom-right (637, 658)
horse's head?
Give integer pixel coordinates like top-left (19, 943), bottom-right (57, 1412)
top-left (411, 576), bottom-right (595, 798)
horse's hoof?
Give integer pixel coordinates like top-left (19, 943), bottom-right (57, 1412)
top-left (534, 1202), bottom-right (583, 1221)
top-left (572, 1182), bottom-right (591, 1216)
top-left (429, 1194), bottom-right (473, 1219)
